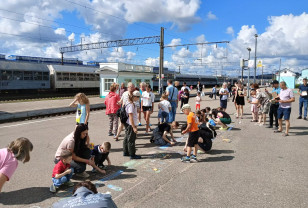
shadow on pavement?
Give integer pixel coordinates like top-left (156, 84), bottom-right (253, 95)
top-left (0, 187), bottom-right (53, 205)
top-left (199, 155), bottom-right (234, 162)
top-left (208, 149), bottom-right (235, 155)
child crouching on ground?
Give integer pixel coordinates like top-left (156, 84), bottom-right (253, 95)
top-left (91, 142), bottom-right (111, 173)
top-left (150, 121), bottom-right (179, 146)
top-left (181, 104), bottom-right (199, 163)
top-left (50, 150), bottom-right (74, 193)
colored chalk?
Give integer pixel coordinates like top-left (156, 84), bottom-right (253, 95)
top-left (107, 184), bottom-right (123, 191)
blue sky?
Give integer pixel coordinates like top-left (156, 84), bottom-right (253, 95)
top-left (1, 0), bottom-right (308, 75)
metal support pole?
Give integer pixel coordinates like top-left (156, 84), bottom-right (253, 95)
top-left (254, 34), bottom-right (258, 83)
top-left (261, 66), bottom-right (264, 86)
top-left (61, 52), bottom-right (64, 65)
top-left (247, 48), bottom-right (251, 98)
top-left (159, 27), bottom-right (164, 95)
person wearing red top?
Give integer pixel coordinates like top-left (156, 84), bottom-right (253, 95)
top-left (105, 83), bottom-right (121, 137)
top-left (50, 150), bottom-right (74, 193)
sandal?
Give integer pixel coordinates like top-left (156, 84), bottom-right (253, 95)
top-left (282, 133), bottom-right (289, 137)
top-left (274, 130), bottom-right (282, 133)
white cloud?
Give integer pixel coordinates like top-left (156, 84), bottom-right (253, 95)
top-left (207, 11), bottom-right (217, 20)
top-left (54, 28), bottom-right (66, 36)
top-left (226, 26), bottom-right (234, 36)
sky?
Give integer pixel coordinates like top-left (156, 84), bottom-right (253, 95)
top-left (0, 0), bottom-right (308, 76)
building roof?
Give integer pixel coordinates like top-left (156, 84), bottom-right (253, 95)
top-left (48, 64), bottom-right (98, 73)
top-left (0, 60), bottom-right (49, 71)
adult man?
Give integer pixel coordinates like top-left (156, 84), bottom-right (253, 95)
top-left (219, 82), bottom-right (229, 111)
top-left (166, 79), bottom-right (179, 122)
top-left (297, 78), bottom-right (308, 120)
top-left (181, 82), bottom-right (190, 92)
top-left (265, 80), bottom-right (281, 129)
top-left (275, 81), bottom-right (295, 137)
top-left (211, 85), bottom-right (217, 100)
top-left (197, 81), bottom-right (202, 93)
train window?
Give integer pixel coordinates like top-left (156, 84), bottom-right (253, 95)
top-left (33, 71), bottom-right (42, 80)
top-left (135, 79), bottom-right (141, 87)
top-left (104, 79), bottom-right (114, 91)
top-left (70, 73), bottom-right (77, 81)
top-left (95, 74), bottom-right (100, 81)
top-left (1, 70), bottom-right (12, 80)
top-left (89, 74), bottom-right (95, 81)
top-left (13, 71), bottom-right (23, 80)
top-left (63, 73), bottom-right (69, 81)
top-left (84, 73), bottom-right (90, 81)
top-left (24, 71), bottom-right (33, 80)
top-left (57, 72), bottom-right (62, 81)
top-left (77, 73), bottom-right (83, 81)
top-left (43, 72), bottom-right (49, 80)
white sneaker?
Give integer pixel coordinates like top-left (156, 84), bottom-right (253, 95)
top-left (75, 172), bottom-right (90, 178)
top-left (50, 184), bottom-right (57, 193)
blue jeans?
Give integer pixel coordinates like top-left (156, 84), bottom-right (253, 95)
top-left (161, 111), bottom-right (169, 123)
top-left (52, 168), bottom-right (74, 187)
top-left (299, 97), bottom-right (308, 118)
top-left (168, 101), bottom-right (177, 123)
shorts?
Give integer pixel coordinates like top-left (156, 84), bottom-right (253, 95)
top-left (219, 117), bottom-right (231, 124)
top-left (277, 107), bottom-right (291, 120)
top-left (187, 130), bottom-right (199, 147)
top-left (259, 102), bottom-right (270, 114)
top-left (142, 106), bottom-right (152, 112)
top-left (196, 104), bottom-right (200, 109)
top-left (220, 99), bottom-right (227, 109)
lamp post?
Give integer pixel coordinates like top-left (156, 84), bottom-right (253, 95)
top-left (254, 34), bottom-right (258, 83)
top-left (247, 47), bottom-right (251, 97)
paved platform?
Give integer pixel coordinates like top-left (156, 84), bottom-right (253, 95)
top-left (0, 93), bottom-right (307, 208)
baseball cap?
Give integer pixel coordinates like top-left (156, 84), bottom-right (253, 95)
top-left (133, 91), bottom-right (141, 97)
top-left (181, 104), bottom-right (191, 111)
top-left (271, 80), bottom-right (279, 84)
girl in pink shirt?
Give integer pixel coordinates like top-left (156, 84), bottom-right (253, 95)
top-left (0, 137), bottom-right (33, 192)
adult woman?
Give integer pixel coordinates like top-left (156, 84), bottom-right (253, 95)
top-left (70, 93), bottom-right (90, 126)
top-left (235, 81), bottom-right (246, 118)
top-left (211, 109), bottom-right (232, 130)
top-left (105, 84), bottom-right (121, 137)
top-left (0, 137), bottom-right (33, 192)
top-left (119, 83), bottom-right (127, 97)
top-left (55, 124), bottom-right (105, 178)
top-left (141, 84), bottom-right (155, 134)
top-left (51, 181), bottom-right (117, 208)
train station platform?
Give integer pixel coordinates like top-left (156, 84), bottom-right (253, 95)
top-left (0, 91), bottom-right (199, 123)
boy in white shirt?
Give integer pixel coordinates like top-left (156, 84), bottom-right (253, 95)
top-left (158, 94), bottom-right (171, 124)
top-left (141, 84), bottom-right (155, 134)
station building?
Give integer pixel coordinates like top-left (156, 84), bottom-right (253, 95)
top-left (96, 63), bottom-right (154, 98)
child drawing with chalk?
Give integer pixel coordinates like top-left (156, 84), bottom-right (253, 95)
top-left (91, 142), bottom-right (111, 173)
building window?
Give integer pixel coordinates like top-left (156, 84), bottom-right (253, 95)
top-left (33, 71), bottom-right (42, 80)
top-left (13, 71), bottom-right (23, 80)
top-left (124, 79), bottom-right (132, 85)
top-left (104, 79), bottom-right (114, 91)
top-left (57, 72), bottom-right (62, 81)
top-left (144, 79), bottom-right (150, 85)
top-left (24, 71), bottom-right (33, 80)
top-left (135, 79), bottom-right (141, 87)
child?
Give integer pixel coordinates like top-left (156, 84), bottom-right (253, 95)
top-left (158, 93), bottom-right (171, 124)
top-left (195, 92), bottom-right (201, 110)
top-left (205, 107), bottom-right (211, 115)
top-left (151, 121), bottom-right (179, 146)
top-left (141, 84), bottom-right (155, 134)
top-left (181, 104), bottom-right (199, 163)
top-left (50, 150), bottom-right (74, 193)
top-left (91, 142), bottom-right (111, 172)
top-left (207, 113), bottom-right (216, 127)
top-left (249, 89), bottom-right (259, 122)
top-left (195, 110), bottom-right (204, 124)
top-left (201, 109), bottom-right (207, 119)
top-left (69, 93), bottom-right (90, 126)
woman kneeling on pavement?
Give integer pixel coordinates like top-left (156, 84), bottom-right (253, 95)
top-left (150, 121), bottom-right (179, 146)
top-left (211, 109), bottom-right (232, 130)
top-left (52, 181), bottom-right (117, 208)
top-left (54, 124), bottom-right (105, 178)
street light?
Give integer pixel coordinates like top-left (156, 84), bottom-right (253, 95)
top-left (254, 34), bottom-right (258, 83)
top-left (247, 47), bottom-right (251, 97)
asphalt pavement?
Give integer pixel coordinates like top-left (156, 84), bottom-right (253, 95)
top-left (0, 93), bottom-right (307, 208)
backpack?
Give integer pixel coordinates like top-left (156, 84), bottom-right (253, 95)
top-left (117, 105), bottom-right (128, 124)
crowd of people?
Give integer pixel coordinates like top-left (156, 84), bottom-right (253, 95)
top-left (0, 77), bottom-right (307, 208)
